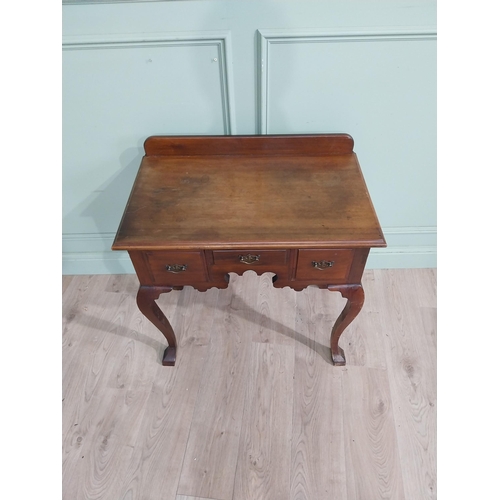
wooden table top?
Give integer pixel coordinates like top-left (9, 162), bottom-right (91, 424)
top-left (112, 135), bottom-right (386, 251)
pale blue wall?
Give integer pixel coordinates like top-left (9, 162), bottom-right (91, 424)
top-left (62, 0), bottom-right (437, 274)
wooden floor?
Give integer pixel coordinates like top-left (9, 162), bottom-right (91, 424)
top-left (62, 269), bottom-right (436, 500)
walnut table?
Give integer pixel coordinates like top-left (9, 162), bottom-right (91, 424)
top-left (112, 134), bottom-right (386, 366)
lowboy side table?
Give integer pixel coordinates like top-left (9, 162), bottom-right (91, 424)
top-left (112, 134), bottom-right (386, 366)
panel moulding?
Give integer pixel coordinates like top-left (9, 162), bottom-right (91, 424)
top-left (62, 31), bottom-right (237, 134)
top-left (257, 27), bottom-right (437, 134)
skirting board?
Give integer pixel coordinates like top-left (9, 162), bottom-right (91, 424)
top-left (62, 228), bottom-right (437, 274)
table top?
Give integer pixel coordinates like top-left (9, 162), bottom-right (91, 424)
top-left (112, 134), bottom-right (386, 251)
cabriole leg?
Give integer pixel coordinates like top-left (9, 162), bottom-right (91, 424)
top-left (328, 285), bottom-right (365, 366)
top-left (136, 286), bottom-right (177, 366)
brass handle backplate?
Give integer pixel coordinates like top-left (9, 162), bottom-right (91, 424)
top-left (312, 260), bottom-right (334, 270)
top-left (239, 254), bottom-right (261, 265)
top-left (165, 264), bottom-right (187, 273)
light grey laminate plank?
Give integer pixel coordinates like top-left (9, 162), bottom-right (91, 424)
top-left (177, 273), bottom-right (258, 500)
top-left (233, 341), bottom-right (294, 500)
top-left (62, 275), bottom-right (167, 500)
top-left (342, 366), bottom-right (406, 500)
top-left (375, 269), bottom-right (437, 499)
top-left (290, 286), bottom-right (347, 500)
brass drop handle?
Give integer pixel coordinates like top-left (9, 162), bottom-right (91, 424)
top-left (165, 264), bottom-right (187, 273)
top-left (239, 254), bottom-right (261, 265)
top-left (312, 260), bottom-right (334, 270)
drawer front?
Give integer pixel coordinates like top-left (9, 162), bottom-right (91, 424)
top-left (213, 250), bottom-right (287, 266)
top-left (144, 251), bottom-right (207, 284)
top-left (295, 249), bottom-right (354, 282)
top-left (209, 250), bottom-right (289, 278)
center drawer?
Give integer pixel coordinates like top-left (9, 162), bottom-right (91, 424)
top-left (213, 250), bottom-right (287, 266)
top-left (209, 250), bottom-right (289, 278)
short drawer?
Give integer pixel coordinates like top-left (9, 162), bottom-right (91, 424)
top-left (209, 250), bottom-right (289, 278)
top-left (144, 251), bottom-right (207, 284)
top-left (295, 249), bottom-right (354, 282)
